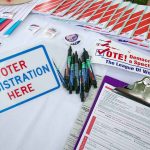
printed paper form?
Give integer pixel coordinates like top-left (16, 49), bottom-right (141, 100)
top-left (76, 83), bottom-right (150, 150)
top-left (64, 76), bottom-right (103, 150)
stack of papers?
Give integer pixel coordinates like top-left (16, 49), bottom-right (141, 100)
top-left (33, 0), bottom-right (150, 50)
top-left (75, 76), bottom-right (150, 150)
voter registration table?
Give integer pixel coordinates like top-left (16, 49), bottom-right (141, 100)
top-left (0, 13), bottom-right (149, 150)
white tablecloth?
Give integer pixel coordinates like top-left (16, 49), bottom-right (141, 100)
top-left (0, 13), bottom-right (148, 150)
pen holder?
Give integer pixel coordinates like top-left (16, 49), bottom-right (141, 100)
top-left (0, 0), bottom-right (31, 5)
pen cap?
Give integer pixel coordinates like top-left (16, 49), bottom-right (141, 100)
top-left (0, 0), bottom-right (32, 5)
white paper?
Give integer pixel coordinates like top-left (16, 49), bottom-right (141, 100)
top-left (76, 83), bottom-right (150, 150)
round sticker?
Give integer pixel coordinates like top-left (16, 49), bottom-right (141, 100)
top-left (65, 34), bottom-right (81, 45)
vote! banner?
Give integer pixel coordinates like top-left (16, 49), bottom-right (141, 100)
top-left (92, 37), bottom-right (150, 76)
top-left (0, 45), bottom-right (60, 113)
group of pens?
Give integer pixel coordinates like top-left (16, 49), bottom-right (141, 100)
top-left (57, 46), bottom-right (97, 102)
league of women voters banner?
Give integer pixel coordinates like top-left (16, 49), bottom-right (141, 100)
top-left (0, 43), bottom-right (60, 113)
top-left (91, 36), bottom-right (150, 76)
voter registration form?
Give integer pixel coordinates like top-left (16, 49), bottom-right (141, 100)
top-left (75, 80), bottom-right (150, 150)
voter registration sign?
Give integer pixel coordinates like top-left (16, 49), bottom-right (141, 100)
top-left (0, 45), bottom-right (60, 113)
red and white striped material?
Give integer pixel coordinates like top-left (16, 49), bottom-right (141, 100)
top-left (132, 7), bottom-right (150, 40)
top-left (70, 0), bottom-right (93, 20)
top-left (62, 0), bottom-right (86, 18)
top-left (77, 0), bottom-right (104, 21)
top-left (120, 5), bottom-right (146, 38)
top-left (34, 0), bottom-right (64, 14)
top-left (88, 0), bottom-right (113, 24)
top-left (96, 0), bottom-right (122, 28)
top-left (110, 3), bottom-right (137, 35)
top-left (32, 0), bottom-right (150, 50)
top-left (52, 0), bottom-right (78, 16)
top-left (72, 0), bottom-right (96, 20)
top-left (104, 2), bottom-right (130, 32)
